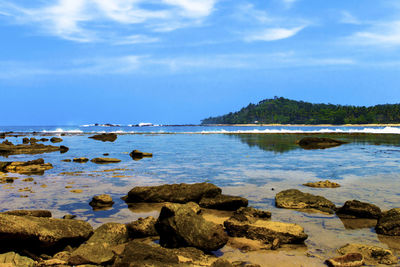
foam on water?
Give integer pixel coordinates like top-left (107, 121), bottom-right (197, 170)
top-left (41, 128), bottom-right (83, 133)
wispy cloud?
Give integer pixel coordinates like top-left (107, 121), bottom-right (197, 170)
top-left (282, 0), bottom-right (298, 8)
top-left (245, 26), bottom-right (305, 42)
top-left (346, 20), bottom-right (400, 47)
top-left (114, 35), bottom-right (160, 45)
top-left (340, 11), bottom-right (362, 25)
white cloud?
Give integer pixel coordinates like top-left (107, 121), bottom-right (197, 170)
top-left (114, 35), bottom-right (160, 45)
top-left (340, 11), bottom-right (361, 25)
top-left (245, 26), bottom-right (305, 42)
top-left (347, 21), bottom-right (400, 47)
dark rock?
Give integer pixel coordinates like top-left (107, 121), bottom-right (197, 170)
top-left (73, 158), bottom-right (89, 163)
top-left (126, 182), bottom-right (221, 203)
top-left (1, 210), bottom-right (52, 217)
top-left (126, 216), bottom-right (158, 238)
top-left (91, 157), bottom-right (121, 164)
top-left (297, 137), bottom-right (347, 149)
top-left (211, 259), bottom-right (234, 267)
top-left (22, 137), bottom-right (30, 144)
top-left (63, 214), bottom-right (77, 219)
top-left (89, 133), bottom-right (117, 142)
top-left (39, 138), bottom-right (49, 142)
top-left (61, 159), bottom-right (71, 162)
top-left (199, 194), bottom-right (248, 211)
top-left (275, 189), bottom-right (336, 214)
top-left (376, 208), bottom-right (400, 236)
top-left (337, 243), bottom-right (398, 265)
top-left (0, 251), bottom-right (35, 267)
top-left (89, 194), bottom-right (114, 210)
top-left (113, 240), bottom-right (180, 267)
top-left (69, 223), bottom-right (128, 265)
top-left (336, 200), bottom-right (381, 219)
top-left (0, 141), bottom-right (64, 156)
top-left (129, 149), bottom-right (153, 160)
top-left (103, 153), bottom-right (109, 156)
top-left (4, 159), bottom-right (53, 175)
top-left (59, 145), bottom-right (69, 153)
top-left (0, 162), bottom-right (10, 172)
top-left (231, 207), bottom-right (272, 222)
top-left (0, 133), bottom-right (5, 139)
top-left (326, 253), bottom-right (363, 267)
top-left (155, 202), bottom-right (228, 251)
top-left (0, 214), bottom-right (93, 251)
top-left (50, 137), bottom-right (63, 143)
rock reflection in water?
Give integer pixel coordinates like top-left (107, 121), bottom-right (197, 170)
top-left (338, 217), bottom-right (377, 230)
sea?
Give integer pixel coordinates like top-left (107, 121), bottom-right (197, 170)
top-left (1, 125), bottom-right (400, 266)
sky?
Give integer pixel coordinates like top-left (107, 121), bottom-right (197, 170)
top-left (1, 0), bottom-right (400, 125)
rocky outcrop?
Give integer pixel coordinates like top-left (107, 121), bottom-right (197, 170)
top-left (337, 243), bottom-right (398, 265)
top-left (336, 200), bottom-right (381, 219)
top-left (91, 157), bottom-right (121, 164)
top-left (199, 194), bottom-right (248, 211)
top-left (50, 137), bottom-right (63, 143)
top-left (1, 210), bottom-right (52, 218)
top-left (155, 203), bottom-right (228, 251)
top-left (231, 207), bottom-right (272, 221)
top-left (325, 253), bottom-right (364, 267)
top-left (303, 180), bottom-right (340, 188)
top-left (375, 208), bottom-right (400, 236)
top-left (89, 133), bottom-right (117, 142)
top-left (0, 214), bottom-right (93, 251)
top-left (126, 216), bottom-right (158, 238)
top-left (69, 223), bottom-right (128, 265)
top-left (0, 140), bottom-right (65, 156)
top-left (0, 252), bottom-right (35, 267)
top-left (1, 159), bottom-right (53, 175)
top-left (89, 194), bottom-right (114, 210)
top-left (130, 150), bottom-right (153, 160)
top-left (126, 183), bottom-right (222, 204)
top-left (275, 189), bottom-right (336, 214)
top-left (73, 157), bottom-right (89, 163)
top-left (297, 137), bottom-right (347, 149)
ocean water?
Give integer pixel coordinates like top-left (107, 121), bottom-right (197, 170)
top-left (1, 125), bottom-right (400, 265)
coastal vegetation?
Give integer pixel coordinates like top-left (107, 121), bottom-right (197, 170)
top-left (201, 97), bottom-right (400, 125)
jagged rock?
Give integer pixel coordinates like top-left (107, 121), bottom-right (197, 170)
top-left (129, 150), bottom-right (153, 159)
top-left (297, 137), bottom-right (347, 149)
top-left (336, 200), bottom-right (381, 219)
top-left (89, 194), bottom-right (114, 210)
top-left (37, 258), bottom-right (68, 266)
top-left (89, 133), bottom-right (117, 142)
top-left (325, 253), bottom-right (364, 267)
top-left (91, 157), bottom-right (121, 164)
top-left (0, 214), bottom-right (93, 251)
top-left (125, 182), bottom-right (221, 203)
top-left (126, 216), bottom-right (158, 238)
top-left (0, 252), bottom-right (35, 267)
top-left (69, 223), bottom-right (128, 265)
top-left (112, 240), bottom-right (180, 267)
top-left (155, 202), bottom-right (228, 251)
top-left (50, 137), bottom-right (63, 143)
top-left (0, 140), bottom-right (63, 156)
top-left (337, 243), bottom-right (398, 265)
top-left (3, 159), bottom-right (53, 175)
top-left (275, 189), bottom-right (336, 214)
top-left (230, 207), bottom-right (272, 222)
top-left (375, 208), bottom-right (400, 236)
top-left (1, 210), bottom-right (52, 217)
top-left (303, 180), bottom-right (341, 188)
top-left (73, 158), bottom-right (89, 163)
top-left (199, 194), bottom-right (248, 211)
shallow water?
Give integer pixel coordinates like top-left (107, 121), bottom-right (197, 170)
top-left (1, 126), bottom-right (400, 266)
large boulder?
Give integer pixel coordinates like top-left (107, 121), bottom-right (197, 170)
top-left (337, 243), bottom-right (398, 265)
top-left (0, 140), bottom-right (63, 156)
top-left (336, 200), bottom-right (381, 219)
top-left (126, 183), bottom-right (222, 204)
top-left (91, 157), bottom-right (121, 164)
top-left (155, 203), bottom-right (228, 251)
top-left (69, 223), bottom-right (128, 265)
top-left (1, 210), bottom-right (52, 218)
top-left (375, 208), bottom-right (400, 236)
top-left (199, 194), bottom-right (248, 211)
top-left (297, 137), bottom-right (346, 149)
top-left (0, 252), bottom-right (35, 267)
top-left (0, 214), bottom-right (93, 251)
top-left (275, 189), bottom-right (336, 214)
top-left (89, 133), bottom-right (117, 142)
top-left (4, 159), bottom-right (53, 175)
top-left (126, 216), bottom-right (158, 238)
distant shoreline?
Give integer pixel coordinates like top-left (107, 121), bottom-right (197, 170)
top-left (203, 124), bottom-right (400, 127)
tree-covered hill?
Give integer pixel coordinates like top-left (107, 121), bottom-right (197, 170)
top-left (201, 97), bottom-right (400, 125)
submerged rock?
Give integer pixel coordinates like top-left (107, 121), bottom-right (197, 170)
top-left (0, 140), bottom-right (64, 156)
top-left (130, 149), bottom-right (153, 160)
top-left (337, 243), bottom-right (398, 265)
top-left (2, 159), bottom-right (53, 175)
top-left (73, 157), bottom-right (89, 163)
top-left (375, 208), bottom-right (400, 236)
top-left (69, 223), bottom-right (128, 265)
top-left (89, 194), bottom-right (114, 210)
top-left (126, 216), bottom-right (158, 238)
top-left (50, 137), bottom-right (63, 143)
top-left (155, 202), bottom-right (228, 251)
top-left (1, 210), bottom-right (52, 218)
top-left (89, 133), bottom-right (117, 142)
top-left (126, 182), bottom-right (222, 204)
top-left (325, 253), bottom-right (364, 267)
top-left (91, 157), bottom-right (121, 164)
top-left (275, 189), bottom-right (336, 214)
top-left (336, 200), bottom-right (381, 219)
top-left (0, 252), bottom-right (35, 267)
top-left (297, 137), bottom-right (347, 149)
top-left (199, 194), bottom-right (248, 211)
top-left (303, 180), bottom-right (341, 188)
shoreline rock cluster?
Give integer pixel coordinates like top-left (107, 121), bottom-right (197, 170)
top-left (0, 140), bottom-right (68, 156)
top-left (0, 158), bottom-right (53, 175)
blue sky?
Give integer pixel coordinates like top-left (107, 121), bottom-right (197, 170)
top-left (1, 0), bottom-right (400, 125)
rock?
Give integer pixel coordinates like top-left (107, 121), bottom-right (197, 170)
top-left (63, 214), bottom-right (77, 220)
top-left (337, 243), bottom-right (398, 265)
top-left (297, 137), bottom-right (347, 149)
top-left (0, 252), bottom-right (35, 267)
top-left (0, 214), bottom-right (93, 251)
top-left (336, 200), bottom-right (381, 219)
top-left (103, 153), bottom-right (109, 156)
top-left (37, 258), bottom-right (68, 266)
top-left (73, 158), bottom-right (89, 163)
top-left (325, 253), bottom-right (364, 267)
top-left (39, 138), bottom-right (49, 142)
top-left (89, 133), bottom-right (117, 142)
top-left (89, 194), bottom-right (114, 210)
top-left (59, 146), bottom-right (69, 153)
top-left (275, 189), bottom-right (336, 214)
top-left (1, 210), bottom-right (52, 217)
top-left (126, 216), bottom-right (158, 238)
top-left (22, 137), bottom-right (30, 144)
top-left (90, 157), bottom-right (121, 164)
top-left (155, 202), bottom-right (228, 251)
top-left (129, 150), bottom-right (153, 159)
top-left (69, 223), bottom-right (128, 265)
top-left (112, 240), bottom-right (180, 267)
top-left (61, 159), bottom-right (71, 162)
top-left (126, 182), bottom-right (222, 204)
top-left (230, 207), bottom-right (272, 222)
top-left (303, 180), bottom-right (340, 188)
top-left (4, 159), bottom-right (53, 175)
top-left (211, 259), bottom-right (234, 267)
top-left (0, 141), bottom-right (64, 156)
top-left (50, 137), bottom-right (63, 143)
top-left (375, 208), bottom-right (400, 236)
top-left (0, 162), bottom-right (10, 172)
top-left (199, 194), bottom-right (248, 211)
